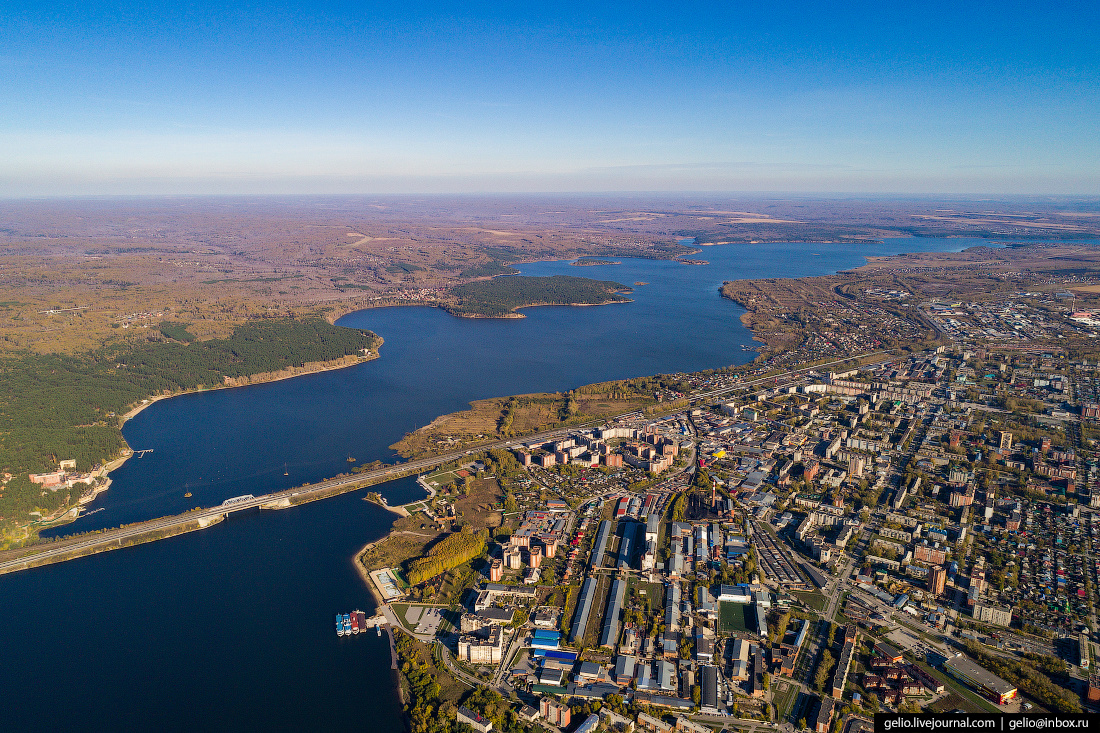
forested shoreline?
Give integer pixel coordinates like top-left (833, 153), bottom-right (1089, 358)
top-left (440, 274), bottom-right (631, 317)
top-left (0, 319), bottom-right (379, 534)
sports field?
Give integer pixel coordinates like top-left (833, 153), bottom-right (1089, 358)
top-left (719, 601), bottom-right (754, 634)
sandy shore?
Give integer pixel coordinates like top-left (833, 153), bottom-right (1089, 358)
top-left (353, 541), bottom-right (386, 607)
top-left (33, 350), bottom-right (384, 539)
top-left (120, 351), bottom-right (380, 425)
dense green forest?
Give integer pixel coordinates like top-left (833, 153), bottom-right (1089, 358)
top-left (0, 319), bottom-right (378, 530)
top-left (441, 275), bottom-right (630, 317)
top-left (157, 321), bottom-right (197, 342)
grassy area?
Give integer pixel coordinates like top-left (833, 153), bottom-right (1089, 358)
top-left (453, 477), bottom-right (504, 531)
top-left (358, 527), bottom-right (441, 573)
top-left (628, 578), bottom-right (665, 614)
top-left (584, 575), bottom-right (612, 648)
top-left (791, 590), bottom-right (828, 612)
top-left (425, 469), bottom-right (460, 488)
top-left (914, 661), bottom-right (1001, 714)
top-left (391, 603), bottom-right (412, 631)
top-left (927, 693), bottom-right (973, 713)
top-left (387, 375), bottom-right (674, 458)
top-left (772, 681), bottom-right (800, 721)
top-left (720, 601), bottom-right (753, 634)
top-left (560, 583), bottom-right (581, 639)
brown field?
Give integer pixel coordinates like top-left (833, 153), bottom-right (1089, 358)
top-left (3, 195), bottom-right (1096, 355)
top-left (359, 526), bottom-right (442, 572)
top-left (389, 387), bottom-right (652, 458)
top-left (452, 477), bottom-right (504, 532)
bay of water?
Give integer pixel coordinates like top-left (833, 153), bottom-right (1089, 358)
top-left (5, 237), bottom-right (986, 730)
top-left (44, 236), bottom-right (978, 536)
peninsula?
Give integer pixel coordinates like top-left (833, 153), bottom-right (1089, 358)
top-left (438, 275), bottom-right (632, 318)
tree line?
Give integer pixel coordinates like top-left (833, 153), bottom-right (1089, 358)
top-left (441, 275), bottom-right (629, 317)
top-left (0, 318), bottom-right (378, 530)
top-left (405, 529), bottom-right (488, 585)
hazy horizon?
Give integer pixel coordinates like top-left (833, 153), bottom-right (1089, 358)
top-left (3, 3), bottom-right (1098, 196)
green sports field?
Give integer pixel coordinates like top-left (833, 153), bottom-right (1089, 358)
top-left (719, 601), bottom-right (754, 634)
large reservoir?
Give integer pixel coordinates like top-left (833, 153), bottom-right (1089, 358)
top-left (6, 238), bottom-right (984, 731)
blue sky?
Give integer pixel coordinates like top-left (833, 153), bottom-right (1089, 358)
top-left (2, 2), bottom-right (1097, 195)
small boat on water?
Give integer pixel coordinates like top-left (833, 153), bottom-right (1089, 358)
top-left (336, 613), bottom-right (345, 636)
top-left (376, 624), bottom-right (381, 636)
top-left (184, 492), bottom-right (192, 498)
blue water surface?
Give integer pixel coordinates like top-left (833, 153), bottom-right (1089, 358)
top-left (6, 237), bottom-right (993, 731)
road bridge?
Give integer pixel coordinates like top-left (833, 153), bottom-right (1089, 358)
top-left (0, 349), bottom-right (899, 576)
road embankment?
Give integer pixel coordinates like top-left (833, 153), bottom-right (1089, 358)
top-left (0, 513), bottom-right (226, 575)
top-left (0, 462), bottom-right (426, 576)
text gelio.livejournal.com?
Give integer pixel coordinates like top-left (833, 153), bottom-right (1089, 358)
top-left (876, 715), bottom-right (1100, 732)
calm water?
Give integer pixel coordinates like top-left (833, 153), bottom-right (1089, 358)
top-left (6, 237), bottom-right (985, 730)
top-left (2, 489), bottom-right (404, 732)
top-left (44, 236), bottom-right (979, 536)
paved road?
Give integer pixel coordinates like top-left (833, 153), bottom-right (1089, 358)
top-left (435, 639), bottom-right (483, 688)
top-left (1, 349), bottom-right (897, 576)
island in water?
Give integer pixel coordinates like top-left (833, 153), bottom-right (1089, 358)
top-left (437, 274), bottom-right (632, 318)
top-left (571, 257), bottom-right (622, 267)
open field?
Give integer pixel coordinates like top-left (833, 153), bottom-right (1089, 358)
top-left (791, 590), bottom-right (828, 612)
top-left (720, 601), bottom-right (753, 634)
top-left (389, 377), bottom-right (667, 458)
top-left (628, 578), bottom-right (666, 615)
top-left (772, 680), bottom-right (800, 720)
top-left (452, 477), bottom-right (504, 532)
top-left (358, 513), bottom-right (444, 572)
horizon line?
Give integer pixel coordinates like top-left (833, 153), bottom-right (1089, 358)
top-left (2, 191), bottom-right (1099, 201)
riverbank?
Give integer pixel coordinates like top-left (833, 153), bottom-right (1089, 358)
top-left (20, 349), bottom-right (387, 541)
top-left (119, 349), bottom-right (381, 425)
top-left (353, 539), bottom-right (387, 608)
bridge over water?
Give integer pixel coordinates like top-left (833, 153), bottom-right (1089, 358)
top-left (0, 350), bottom-right (893, 576)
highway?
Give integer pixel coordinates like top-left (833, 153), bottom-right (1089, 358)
top-left (0, 349), bottom-right (896, 576)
